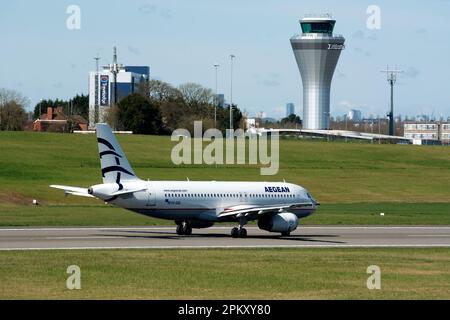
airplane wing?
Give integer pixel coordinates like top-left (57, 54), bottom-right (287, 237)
top-left (49, 185), bottom-right (94, 198)
top-left (218, 202), bottom-right (313, 219)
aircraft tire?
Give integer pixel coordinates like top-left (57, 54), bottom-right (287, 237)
top-left (239, 228), bottom-right (247, 238)
top-left (184, 226), bottom-right (192, 236)
top-left (231, 227), bottom-right (239, 238)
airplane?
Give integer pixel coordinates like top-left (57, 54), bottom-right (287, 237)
top-left (50, 123), bottom-right (319, 238)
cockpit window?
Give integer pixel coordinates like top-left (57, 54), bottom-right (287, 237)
top-left (306, 192), bottom-right (316, 203)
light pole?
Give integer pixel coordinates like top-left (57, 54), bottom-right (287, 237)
top-left (323, 111), bottom-right (330, 142)
top-left (229, 54), bottom-right (235, 134)
top-left (94, 54), bottom-right (100, 120)
top-left (39, 98), bottom-right (43, 118)
top-left (214, 63), bottom-right (219, 129)
top-left (345, 114), bottom-right (348, 143)
top-left (371, 118), bottom-right (374, 144)
top-left (378, 117), bottom-right (381, 144)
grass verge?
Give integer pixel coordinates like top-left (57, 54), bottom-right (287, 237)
top-left (0, 248), bottom-right (449, 299)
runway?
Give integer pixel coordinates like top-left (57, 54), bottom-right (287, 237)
top-left (0, 226), bottom-right (450, 250)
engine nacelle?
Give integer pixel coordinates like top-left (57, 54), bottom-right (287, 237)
top-left (258, 212), bottom-right (298, 233)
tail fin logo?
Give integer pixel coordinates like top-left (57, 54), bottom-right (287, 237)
top-left (97, 137), bottom-right (135, 178)
top-left (101, 166), bottom-right (134, 178)
top-left (99, 150), bottom-right (122, 158)
top-left (97, 138), bottom-right (116, 151)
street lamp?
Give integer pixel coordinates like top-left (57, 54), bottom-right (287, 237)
top-left (323, 111), bottom-right (331, 142)
top-left (229, 54), bottom-right (235, 135)
top-left (378, 116), bottom-right (381, 144)
top-left (39, 98), bottom-right (43, 118)
top-left (345, 114), bottom-right (348, 143)
top-left (213, 63), bottom-right (219, 129)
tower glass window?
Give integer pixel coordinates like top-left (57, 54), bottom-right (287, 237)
top-left (301, 21), bottom-right (335, 34)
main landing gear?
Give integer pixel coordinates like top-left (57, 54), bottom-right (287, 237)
top-left (231, 227), bottom-right (247, 238)
top-left (231, 217), bottom-right (247, 238)
top-left (176, 221), bottom-right (192, 236)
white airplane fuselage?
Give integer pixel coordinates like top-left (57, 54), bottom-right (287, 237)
top-left (89, 180), bottom-right (317, 223)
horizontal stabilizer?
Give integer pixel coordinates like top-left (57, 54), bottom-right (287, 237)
top-left (49, 185), bottom-right (94, 198)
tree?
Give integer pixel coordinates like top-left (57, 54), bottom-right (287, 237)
top-left (216, 105), bottom-right (243, 132)
top-left (117, 93), bottom-right (164, 134)
top-left (138, 80), bottom-right (244, 135)
top-left (104, 104), bottom-right (120, 130)
top-left (178, 82), bottom-right (214, 113)
top-left (64, 94), bottom-right (89, 120)
top-left (138, 79), bottom-right (182, 103)
top-left (0, 101), bottom-right (27, 131)
top-left (280, 114), bottom-right (302, 127)
top-left (0, 88), bottom-right (28, 107)
top-left (158, 100), bottom-right (188, 133)
top-left (0, 88), bottom-right (28, 131)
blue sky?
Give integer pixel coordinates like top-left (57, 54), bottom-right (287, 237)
top-left (1, 0), bottom-right (450, 119)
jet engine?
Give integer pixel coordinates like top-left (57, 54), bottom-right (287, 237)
top-left (257, 212), bottom-right (298, 234)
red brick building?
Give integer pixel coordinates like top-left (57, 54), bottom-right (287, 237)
top-left (33, 106), bottom-right (87, 132)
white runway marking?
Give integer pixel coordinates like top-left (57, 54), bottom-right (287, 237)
top-left (44, 236), bottom-right (125, 240)
top-left (0, 227), bottom-right (181, 232)
top-left (407, 235), bottom-right (450, 237)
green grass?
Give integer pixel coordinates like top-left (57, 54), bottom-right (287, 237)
top-left (0, 248), bottom-right (449, 299)
top-left (1, 131), bottom-right (450, 226)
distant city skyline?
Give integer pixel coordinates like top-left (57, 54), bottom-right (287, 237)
top-left (1, 0), bottom-right (450, 119)
top-left (286, 103), bottom-right (295, 117)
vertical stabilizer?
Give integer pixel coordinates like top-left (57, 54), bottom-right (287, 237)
top-left (95, 123), bottom-right (139, 184)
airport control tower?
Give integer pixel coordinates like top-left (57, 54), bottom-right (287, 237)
top-left (290, 15), bottom-right (345, 130)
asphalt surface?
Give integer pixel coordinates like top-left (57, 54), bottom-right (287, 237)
top-left (0, 226), bottom-right (450, 250)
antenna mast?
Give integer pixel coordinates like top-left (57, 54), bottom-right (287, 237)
top-left (381, 66), bottom-right (403, 136)
top-left (105, 47), bottom-right (123, 106)
top-left (94, 54), bottom-right (100, 73)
